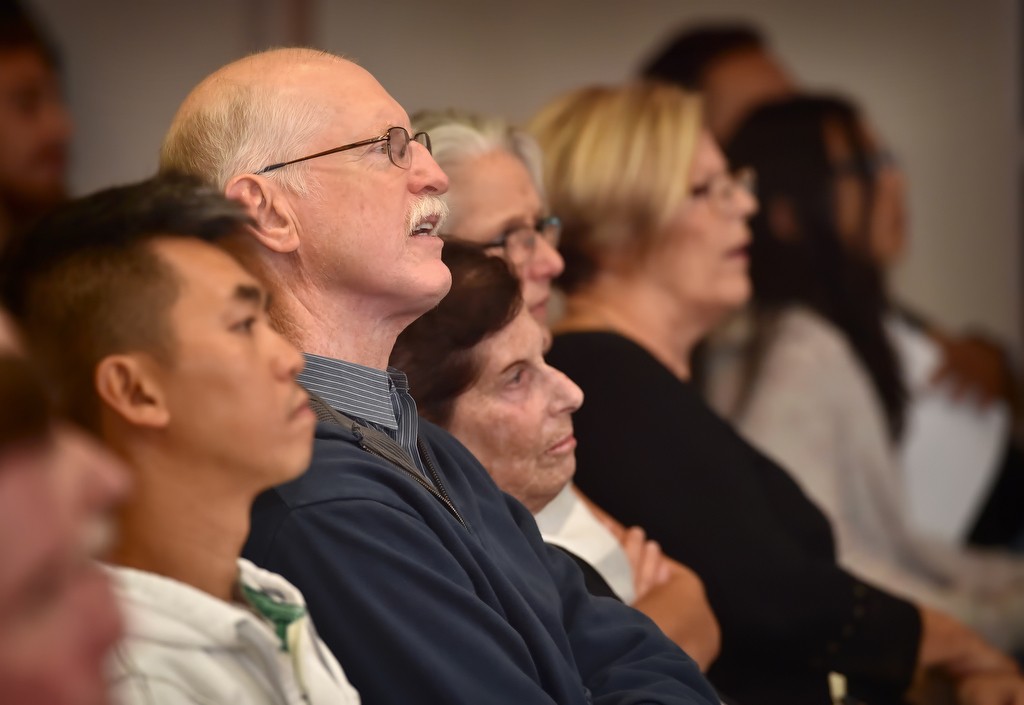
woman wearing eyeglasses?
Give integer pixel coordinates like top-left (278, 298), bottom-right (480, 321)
top-left (409, 108), bottom-right (723, 672)
top-left (703, 94), bottom-right (1024, 651)
top-left (532, 82), bottom-right (1024, 705)
top-left (411, 109), bottom-right (565, 324)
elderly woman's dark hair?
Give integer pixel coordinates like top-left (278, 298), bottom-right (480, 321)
top-left (726, 94), bottom-right (906, 440)
top-left (391, 242), bottom-right (522, 426)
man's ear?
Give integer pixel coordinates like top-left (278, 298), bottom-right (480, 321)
top-left (94, 355), bottom-right (171, 429)
top-left (225, 174), bottom-right (301, 254)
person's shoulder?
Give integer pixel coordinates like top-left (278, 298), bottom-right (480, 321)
top-left (551, 329), bottom-right (654, 363)
top-left (107, 642), bottom-right (254, 705)
top-left (236, 557), bottom-right (308, 605)
top-left (260, 417), bottom-right (506, 532)
top-left (105, 563), bottom-right (226, 621)
top-left (418, 416), bottom-right (503, 481)
top-left (417, 416), bottom-right (527, 517)
top-left (551, 331), bottom-right (714, 441)
top-left (107, 666), bottom-right (208, 705)
top-left (770, 306), bottom-right (858, 369)
top-left (268, 420), bottom-right (417, 509)
top-left (105, 563), bottom-right (261, 652)
top-left (550, 330), bottom-right (679, 389)
top-left (418, 415), bottom-right (474, 455)
top-left (104, 575), bottom-right (258, 705)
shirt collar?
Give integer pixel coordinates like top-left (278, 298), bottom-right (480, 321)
top-left (298, 353), bottom-right (404, 430)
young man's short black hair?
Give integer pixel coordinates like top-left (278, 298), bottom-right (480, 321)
top-left (0, 172), bottom-right (253, 431)
top-left (641, 23), bottom-right (766, 89)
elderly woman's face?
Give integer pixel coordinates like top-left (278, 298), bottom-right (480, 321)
top-left (448, 308), bottom-right (583, 513)
top-left (444, 149), bottom-right (564, 323)
top-left (649, 131), bottom-right (757, 330)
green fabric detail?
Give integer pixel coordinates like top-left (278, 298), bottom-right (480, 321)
top-left (240, 584), bottom-right (306, 652)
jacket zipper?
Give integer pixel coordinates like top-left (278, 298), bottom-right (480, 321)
top-left (356, 438), bottom-right (467, 528)
top-left (304, 391), bottom-right (468, 530)
top-left (418, 437), bottom-right (467, 528)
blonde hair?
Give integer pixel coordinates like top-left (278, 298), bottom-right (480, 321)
top-left (528, 82), bottom-right (703, 290)
top-left (159, 48), bottom-right (345, 196)
top-left (411, 109), bottom-right (546, 216)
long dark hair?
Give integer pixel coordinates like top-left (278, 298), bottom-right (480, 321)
top-left (726, 95), bottom-right (906, 441)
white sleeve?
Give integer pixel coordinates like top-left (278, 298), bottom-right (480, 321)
top-left (723, 311), bottom-right (1024, 648)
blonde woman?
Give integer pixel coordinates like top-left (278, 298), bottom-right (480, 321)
top-left (532, 82), bottom-right (1024, 705)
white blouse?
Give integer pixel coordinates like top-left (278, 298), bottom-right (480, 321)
top-left (706, 307), bottom-right (1024, 651)
top-left (534, 484), bottom-right (637, 605)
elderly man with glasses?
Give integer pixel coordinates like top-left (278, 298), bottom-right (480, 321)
top-left (159, 48), bottom-right (718, 705)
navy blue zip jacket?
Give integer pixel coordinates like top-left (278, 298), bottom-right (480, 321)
top-left (244, 418), bottom-right (719, 705)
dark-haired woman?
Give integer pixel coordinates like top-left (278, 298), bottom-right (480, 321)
top-left (709, 94), bottom-right (1024, 651)
top-left (391, 241), bottom-right (722, 671)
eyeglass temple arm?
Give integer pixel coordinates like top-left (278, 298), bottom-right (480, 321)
top-left (254, 135), bottom-right (389, 175)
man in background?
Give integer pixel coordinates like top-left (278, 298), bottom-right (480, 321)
top-left (642, 24), bottom-right (794, 143)
top-left (0, 0), bottom-right (72, 244)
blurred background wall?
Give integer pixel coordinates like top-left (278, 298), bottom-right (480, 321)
top-left (30, 0), bottom-right (1023, 353)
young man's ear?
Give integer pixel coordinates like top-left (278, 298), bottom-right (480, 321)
top-left (225, 174), bottom-right (301, 254)
top-left (94, 355), bottom-right (170, 429)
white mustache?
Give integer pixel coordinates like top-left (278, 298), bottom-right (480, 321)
top-left (407, 195), bottom-right (449, 233)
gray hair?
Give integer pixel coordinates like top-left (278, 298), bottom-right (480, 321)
top-left (159, 68), bottom-right (330, 197)
top-left (411, 109), bottom-right (546, 202)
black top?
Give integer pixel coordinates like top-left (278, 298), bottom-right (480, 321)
top-left (549, 331), bottom-right (922, 705)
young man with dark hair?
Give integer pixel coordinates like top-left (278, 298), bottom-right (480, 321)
top-left (641, 23), bottom-right (795, 142)
top-left (1, 173), bottom-right (360, 704)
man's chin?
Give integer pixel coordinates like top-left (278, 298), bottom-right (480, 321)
top-left (394, 275), bottom-right (453, 329)
top-left (428, 268), bottom-right (453, 303)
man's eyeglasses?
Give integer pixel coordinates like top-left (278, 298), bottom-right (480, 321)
top-left (689, 167), bottom-right (757, 216)
top-left (446, 216), bottom-right (562, 268)
top-left (255, 126), bottom-right (431, 174)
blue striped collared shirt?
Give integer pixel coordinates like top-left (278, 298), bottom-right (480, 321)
top-left (298, 353), bottom-right (428, 477)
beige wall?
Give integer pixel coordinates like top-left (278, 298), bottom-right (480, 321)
top-left (320, 0), bottom-right (1022, 352)
top-left (29, 0), bottom-right (1023, 351)
top-left (30, 0), bottom-right (303, 188)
